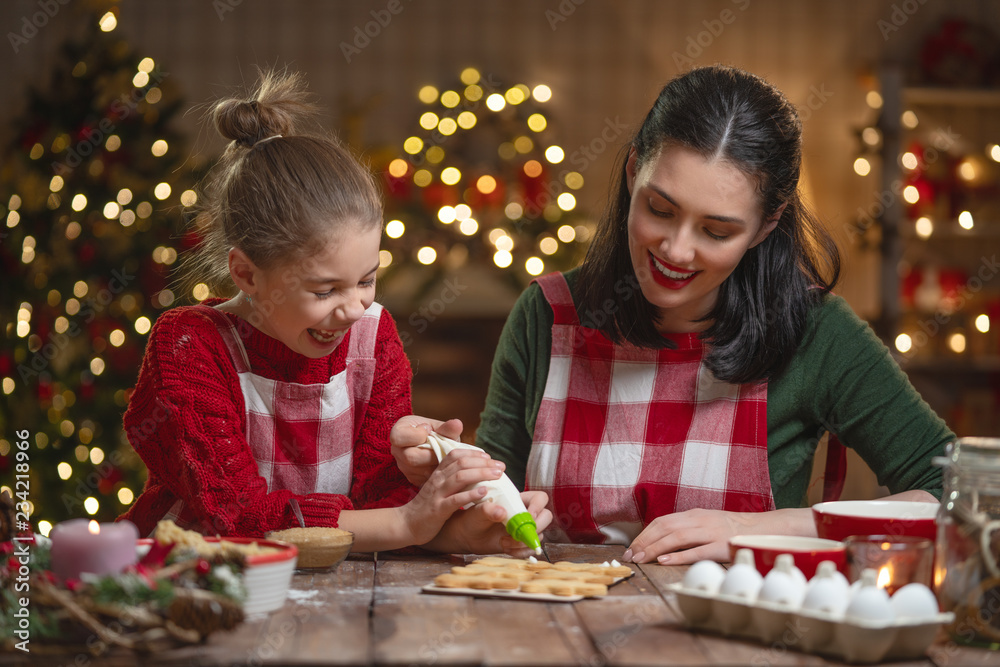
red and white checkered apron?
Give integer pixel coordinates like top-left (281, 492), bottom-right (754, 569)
top-left (526, 273), bottom-right (775, 544)
top-left (196, 303), bottom-right (381, 495)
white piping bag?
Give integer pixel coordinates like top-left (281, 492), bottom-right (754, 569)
top-left (420, 432), bottom-right (542, 555)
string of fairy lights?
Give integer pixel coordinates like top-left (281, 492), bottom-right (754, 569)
top-left (378, 66), bottom-right (592, 280)
top-left (1, 10), bottom-right (195, 536)
top-left (851, 86), bottom-right (997, 358)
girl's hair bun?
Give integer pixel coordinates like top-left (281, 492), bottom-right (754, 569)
top-left (212, 69), bottom-right (316, 147)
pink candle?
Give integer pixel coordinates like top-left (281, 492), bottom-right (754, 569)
top-left (50, 519), bottom-right (139, 581)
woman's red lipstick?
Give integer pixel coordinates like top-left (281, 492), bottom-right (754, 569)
top-left (648, 253), bottom-right (698, 289)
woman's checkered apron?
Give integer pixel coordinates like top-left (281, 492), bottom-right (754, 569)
top-left (525, 273), bottom-right (775, 544)
top-left (161, 303), bottom-right (382, 526)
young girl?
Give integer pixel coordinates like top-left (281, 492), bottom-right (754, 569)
top-left (120, 70), bottom-right (549, 554)
top-left (394, 66), bottom-right (954, 563)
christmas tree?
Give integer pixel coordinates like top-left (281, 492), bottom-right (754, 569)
top-left (376, 67), bottom-right (592, 298)
top-left (0, 5), bottom-right (197, 532)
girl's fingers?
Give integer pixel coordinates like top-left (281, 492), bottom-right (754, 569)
top-left (435, 418), bottom-right (464, 440)
top-left (446, 486), bottom-right (489, 509)
top-left (440, 449), bottom-right (505, 470)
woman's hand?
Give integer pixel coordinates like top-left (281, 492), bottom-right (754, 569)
top-left (397, 448), bottom-right (503, 546)
top-left (424, 491), bottom-right (553, 556)
top-left (390, 415), bottom-right (464, 486)
top-left (623, 508), bottom-right (815, 565)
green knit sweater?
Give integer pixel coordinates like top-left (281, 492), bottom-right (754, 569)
top-left (476, 269), bottom-right (954, 508)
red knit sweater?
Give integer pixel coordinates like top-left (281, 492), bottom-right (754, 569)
top-left (119, 300), bottom-right (417, 537)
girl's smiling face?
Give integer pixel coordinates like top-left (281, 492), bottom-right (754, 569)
top-left (234, 224), bottom-right (382, 358)
top-left (626, 144), bottom-right (782, 334)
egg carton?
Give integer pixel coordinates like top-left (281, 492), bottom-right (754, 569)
top-left (667, 583), bottom-right (953, 664)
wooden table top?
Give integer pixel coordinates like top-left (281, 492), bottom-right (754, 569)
top-left (8, 543), bottom-right (997, 666)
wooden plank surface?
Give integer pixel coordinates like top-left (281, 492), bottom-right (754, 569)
top-left (372, 556), bottom-right (485, 665)
top-left (543, 543), bottom-right (713, 666)
top-left (6, 547), bottom-right (990, 666)
top-left (254, 558), bottom-right (376, 665)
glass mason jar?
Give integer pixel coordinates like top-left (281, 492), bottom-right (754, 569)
top-left (935, 437), bottom-right (1000, 648)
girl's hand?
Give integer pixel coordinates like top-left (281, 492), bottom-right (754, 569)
top-left (623, 508), bottom-right (814, 565)
top-left (390, 415), bottom-right (464, 486)
top-left (398, 448), bottom-right (503, 545)
top-left (426, 491), bottom-right (553, 556)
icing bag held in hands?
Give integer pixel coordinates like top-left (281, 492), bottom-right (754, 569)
top-left (420, 432), bottom-right (542, 555)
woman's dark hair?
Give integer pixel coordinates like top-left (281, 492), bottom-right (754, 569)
top-left (577, 65), bottom-right (841, 384)
top-left (181, 69), bottom-right (382, 295)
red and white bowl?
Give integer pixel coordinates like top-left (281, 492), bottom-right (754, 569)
top-left (729, 535), bottom-right (846, 578)
top-left (138, 536), bottom-right (298, 616)
top-left (812, 501), bottom-right (938, 543)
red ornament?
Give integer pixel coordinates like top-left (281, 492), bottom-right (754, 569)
top-left (382, 168), bottom-right (412, 200)
top-left (78, 242), bottom-right (96, 264)
top-left (421, 182), bottom-right (458, 210)
top-left (466, 174), bottom-right (506, 209)
top-left (79, 378), bottom-right (95, 402)
top-left (900, 265), bottom-right (922, 308)
top-left (37, 380), bottom-right (53, 402)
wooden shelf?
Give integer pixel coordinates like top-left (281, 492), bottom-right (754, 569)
top-left (903, 87), bottom-right (1000, 107)
top-left (901, 226), bottom-right (1000, 240)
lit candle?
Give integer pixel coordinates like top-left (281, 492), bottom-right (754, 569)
top-left (50, 519), bottom-right (139, 581)
top-left (844, 535), bottom-right (932, 596)
top-left (876, 564), bottom-right (893, 590)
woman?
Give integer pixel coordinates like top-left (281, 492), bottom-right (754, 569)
top-left (393, 66), bottom-right (953, 564)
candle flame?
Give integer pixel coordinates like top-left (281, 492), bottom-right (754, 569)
top-left (876, 566), bottom-right (891, 589)
top-left (88, 520), bottom-right (100, 535)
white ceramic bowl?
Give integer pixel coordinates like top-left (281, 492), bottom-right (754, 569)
top-left (137, 536), bottom-right (298, 616)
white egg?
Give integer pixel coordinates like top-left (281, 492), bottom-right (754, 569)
top-left (682, 560), bottom-right (726, 594)
top-left (814, 560), bottom-right (850, 589)
top-left (759, 570), bottom-right (805, 608)
top-left (801, 576), bottom-right (850, 617)
top-left (719, 549), bottom-right (763, 600)
top-left (890, 583), bottom-right (939, 620)
top-left (758, 554), bottom-right (807, 608)
top-left (845, 570), bottom-right (895, 623)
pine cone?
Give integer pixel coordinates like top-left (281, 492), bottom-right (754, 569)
top-left (166, 588), bottom-right (244, 635)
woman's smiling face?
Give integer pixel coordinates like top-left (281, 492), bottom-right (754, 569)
top-left (626, 144), bottom-right (781, 334)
